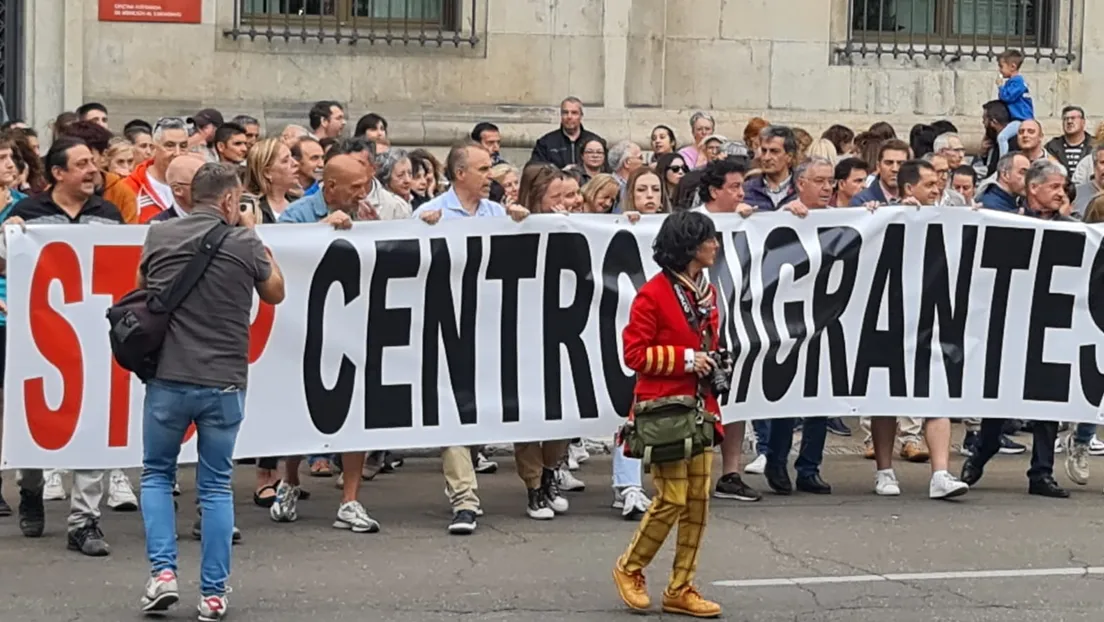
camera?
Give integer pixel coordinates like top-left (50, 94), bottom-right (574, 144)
top-left (707, 350), bottom-right (735, 397)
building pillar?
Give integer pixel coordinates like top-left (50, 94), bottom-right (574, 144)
top-left (602, 0), bottom-right (631, 109)
top-left (22, 0), bottom-right (83, 136)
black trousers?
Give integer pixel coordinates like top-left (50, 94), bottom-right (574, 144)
top-left (974, 419), bottom-right (1057, 482)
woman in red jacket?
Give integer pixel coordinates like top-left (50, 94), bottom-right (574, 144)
top-left (613, 210), bottom-right (724, 618)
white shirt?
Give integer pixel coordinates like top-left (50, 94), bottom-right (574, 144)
top-left (149, 175), bottom-right (174, 209)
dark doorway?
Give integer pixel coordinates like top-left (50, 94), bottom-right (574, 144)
top-left (0, 0), bottom-right (24, 122)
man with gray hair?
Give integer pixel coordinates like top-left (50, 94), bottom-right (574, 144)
top-left (126, 117), bottom-right (192, 222)
top-left (530, 96), bottom-right (604, 169)
top-left (932, 132), bottom-right (966, 169)
top-left (229, 114), bottom-right (261, 149)
top-left (607, 139), bottom-right (643, 211)
top-left (136, 162), bottom-right (286, 619)
top-left (962, 157), bottom-right (1071, 500)
top-left (977, 152), bottom-right (1030, 212)
top-left (744, 125), bottom-right (798, 211)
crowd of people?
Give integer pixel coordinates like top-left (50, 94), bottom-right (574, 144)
top-left (0, 46), bottom-right (1102, 619)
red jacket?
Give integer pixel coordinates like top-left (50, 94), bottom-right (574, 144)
top-left (124, 159), bottom-right (170, 223)
top-left (622, 273), bottom-right (724, 436)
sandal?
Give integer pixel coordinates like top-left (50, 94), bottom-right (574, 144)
top-left (253, 482), bottom-right (279, 508)
top-left (310, 459), bottom-right (334, 477)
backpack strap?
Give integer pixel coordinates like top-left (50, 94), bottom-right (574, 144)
top-left (151, 222), bottom-right (233, 313)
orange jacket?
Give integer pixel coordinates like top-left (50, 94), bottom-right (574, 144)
top-left (103, 172), bottom-right (138, 223)
top-left (124, 159), bottom-right (171, 223)
top-left (622, 273), bottom-right (724, 436)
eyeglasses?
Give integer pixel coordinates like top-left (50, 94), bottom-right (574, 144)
top-left (668, 165), bottom-right (688, 173)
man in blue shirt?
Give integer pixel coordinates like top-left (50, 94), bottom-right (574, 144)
top-left (977, 152), bottom-right (1029, 213)
top-left (0, 136), bottom-right (26, 516)
top-left (850, 139), bottom-right (911, 206)
top-left (412, 141), bottom-right (529, 535)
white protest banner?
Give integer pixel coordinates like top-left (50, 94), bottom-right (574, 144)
top-left (3, 207), bottom-right (1104, 469)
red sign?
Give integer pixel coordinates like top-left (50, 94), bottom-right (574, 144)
top-left (98, 0), bottom-right (202, 24)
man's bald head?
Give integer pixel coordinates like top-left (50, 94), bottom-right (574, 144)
top-left (166, 153), bottom-right (206, 212)
top-left (323, 154), bottom-right (371, 214)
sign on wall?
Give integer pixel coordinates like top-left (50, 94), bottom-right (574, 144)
top-left (4, 208), bottom-right (1104, 470)
top-left (98, 0), bottom-right (202, 24)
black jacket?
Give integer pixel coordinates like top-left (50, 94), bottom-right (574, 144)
top-left (529, 126), bottom-right (604, 169)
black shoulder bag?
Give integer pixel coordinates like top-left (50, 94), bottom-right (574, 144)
top-left (106, 222), bottom-right (232, 382)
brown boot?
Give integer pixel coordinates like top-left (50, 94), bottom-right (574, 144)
top-left (613, 560), bottom-right (650, 611)
top-left (863, 442), bottom-right (875, 460)
top-left (900, 441), bottom-right (930, 463)
top-left (662, 585), bottom-right (722, 618)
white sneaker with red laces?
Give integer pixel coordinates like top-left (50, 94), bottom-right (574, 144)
top-left (197, 593), bottom-right (229, 621)
top-left (140, 569), bottom-right (179, 613)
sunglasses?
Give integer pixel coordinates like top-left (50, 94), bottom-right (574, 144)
top-left (668, 165), bottom-right (689, 173)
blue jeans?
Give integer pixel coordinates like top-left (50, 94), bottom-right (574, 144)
top-left (997, 120), bottom-right (1021, 157)
top-left (766, 417), bottom-right (827, 478)
top-left (752, 420), bottom-right (771, 457)
top-left (1073, 422), bottom-right (1097, 446)
top-left (141, 379), bottom-right (244, 597)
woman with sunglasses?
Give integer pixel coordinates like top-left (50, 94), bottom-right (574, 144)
top-left (653, 153), bottom-right (688, 209)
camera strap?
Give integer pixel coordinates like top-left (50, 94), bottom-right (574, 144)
top-left (665, 271), bottom-right (714, 352)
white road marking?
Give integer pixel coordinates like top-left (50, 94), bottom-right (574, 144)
top-left (713, 566), bottom-right (1104, 588)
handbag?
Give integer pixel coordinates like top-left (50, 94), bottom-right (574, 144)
top-left (105, 222), bottom-right (232, 382)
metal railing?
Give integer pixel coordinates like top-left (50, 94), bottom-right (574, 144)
top-left (836, 0), bottom-right (1077, 63)
top-left (224, 0), bottom-right (479, 47)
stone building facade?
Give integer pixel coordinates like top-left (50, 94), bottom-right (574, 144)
top-left (20, 0), bottom-right (1099, 149)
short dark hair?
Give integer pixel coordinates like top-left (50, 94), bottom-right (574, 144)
top-left (897, 159), bottom-right (934, 193)
top-left (124, 119), bottom-right (152, 134)
top-left (191, 162), bottom-right (243, 205)
top-left (43, 137), bottom-right (89, 185)
top-left (908, 123), bottom-right (938, 158)
top-left (878, 139), bottom-right (911, 162)
top-left (758, 125), bottom-right (798, 156)
top-left (951, 165), bottom-right (977, 185)
top-left (324, 137), bottom-right (376, 163)
top-left (652, 210), bottom-right (718, 273)
top-left (697, 156), bottom-right (748, 205)
top-left (445, 140), bottom-right (486, 182)
top-left (76, 102), bottom-right (107, 119)
top-left (983, 100), bottom-right (1012, 126)
top-left (471, 121), bottom-right (500, 143)
top-left (998, 49), bottom-right (1025, 69)
top-left (57, 120), bottom-right (114, 153)
top-left (834, 157), bottom-right (869, 181)
top-left (1062, 105), bottom-right (1086, 118)
top-left (214, 122), bottom-right (247, 146)
top-left (290, 135), bottom-right (321, 160)
top-left (124, 125), bottom-right (151, 143)
top-left (931, 119), bottom-right (958, 135)
top-left (354, 113), bottom-right (388, 137)
top-left (309, 101), bottom-right (343, 131)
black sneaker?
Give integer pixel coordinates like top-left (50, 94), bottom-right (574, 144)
top-left (18, 488), bottom-right (45, 537)
top-left (1028, 476), bottom-right (1070, 498)
top-left (713, 473), bottom-right (762, 501)
top-left (540, 468), bottom-right (569, 513)
top-left (67, 521), bottom-right (110, 556)
top-left (959, 431), bottom-right (978, 457)
top-left (960, 458), bottom-right (984, 487)
top-left (0, 491), bottom-right (11, 517)
top-left (998, 435), bottom-right (1027, 455)
top-left (764, 465), bottom-right (793, 495)
top-left (795, 473), bottom-right (832, 494)
top-left (448, 509), bottom-right (478, 535)
top-left (826, 417), bottom-right (852, 437)
top-left (526, 487), bottom-right (554, 519)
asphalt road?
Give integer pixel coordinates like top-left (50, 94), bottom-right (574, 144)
top-left (2, 424), bottom-right (1104, 622)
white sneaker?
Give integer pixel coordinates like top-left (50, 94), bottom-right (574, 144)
top-left (333, 500), bottom-right (380, 533)
top-left (874, 469), bottom-right (901, 496)
top-left (1055, 436), bottom-right (1065, 454)
top-left (107, 469), bottom-right (138, 511)
top-left (474, 452), bottom-right (499, 474)
top-left (929, 470), bottom-right (969, 499)
top-left (197, 593), bottom-right (229, 622)
top-left (43, 469), bottom-right (68, 501)
top-left (554, 466), bottom-right (586, 492)
top-left (613, 486), bottom-right (651, 520)
top-left (568, 442), bottom-right (590, 470)
top-left (745, 454), bottom-right (767, 475)
top-left (1066, 437), bottom-right (1090, 486)
top-left (334, 471), bottom-right (344, 489)
top-left (140, 569), bottom-right (179, 613)
top-left (1089, 435), bottom-right (1104, 456)
top-left (269, 481), bottom-right (300, 522)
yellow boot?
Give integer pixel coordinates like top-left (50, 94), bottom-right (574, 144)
top-left (613, 560), bottom-right (650, 611)
top-left (662, 585), bottom-right (722, 618)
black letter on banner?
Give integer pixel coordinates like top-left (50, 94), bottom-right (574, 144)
top-left (1024, 229), bottom-right (1085, 402)
top-left (706, 233), bottom-right (744, 406)
top-left (852, 224), bottom-right (907, 397)
top-left (759, 226), bottom-right (810, 401)
top-left (543, 232), bottom-right (598, 421)
top-left (486, 234), bottom-right (540, 422)
top-left (421, 237), bottom-right (481, 427)
top-left (913, 224), bottom-right (978, 398)
top-left (805, 226), bottom-right (862, 397)
top-left (365, 239), bottom-right (421, 429)
top-left (979, 226), bottom-right (1034, 398)
top-left (1079, 239), bottom-right (1104, 406)
top-left (729, 231), bottom-right (761, 403)
top-left (600, 230), bottom-right (645, 417)
top-left (304, 240), bottom-right (359, 435)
